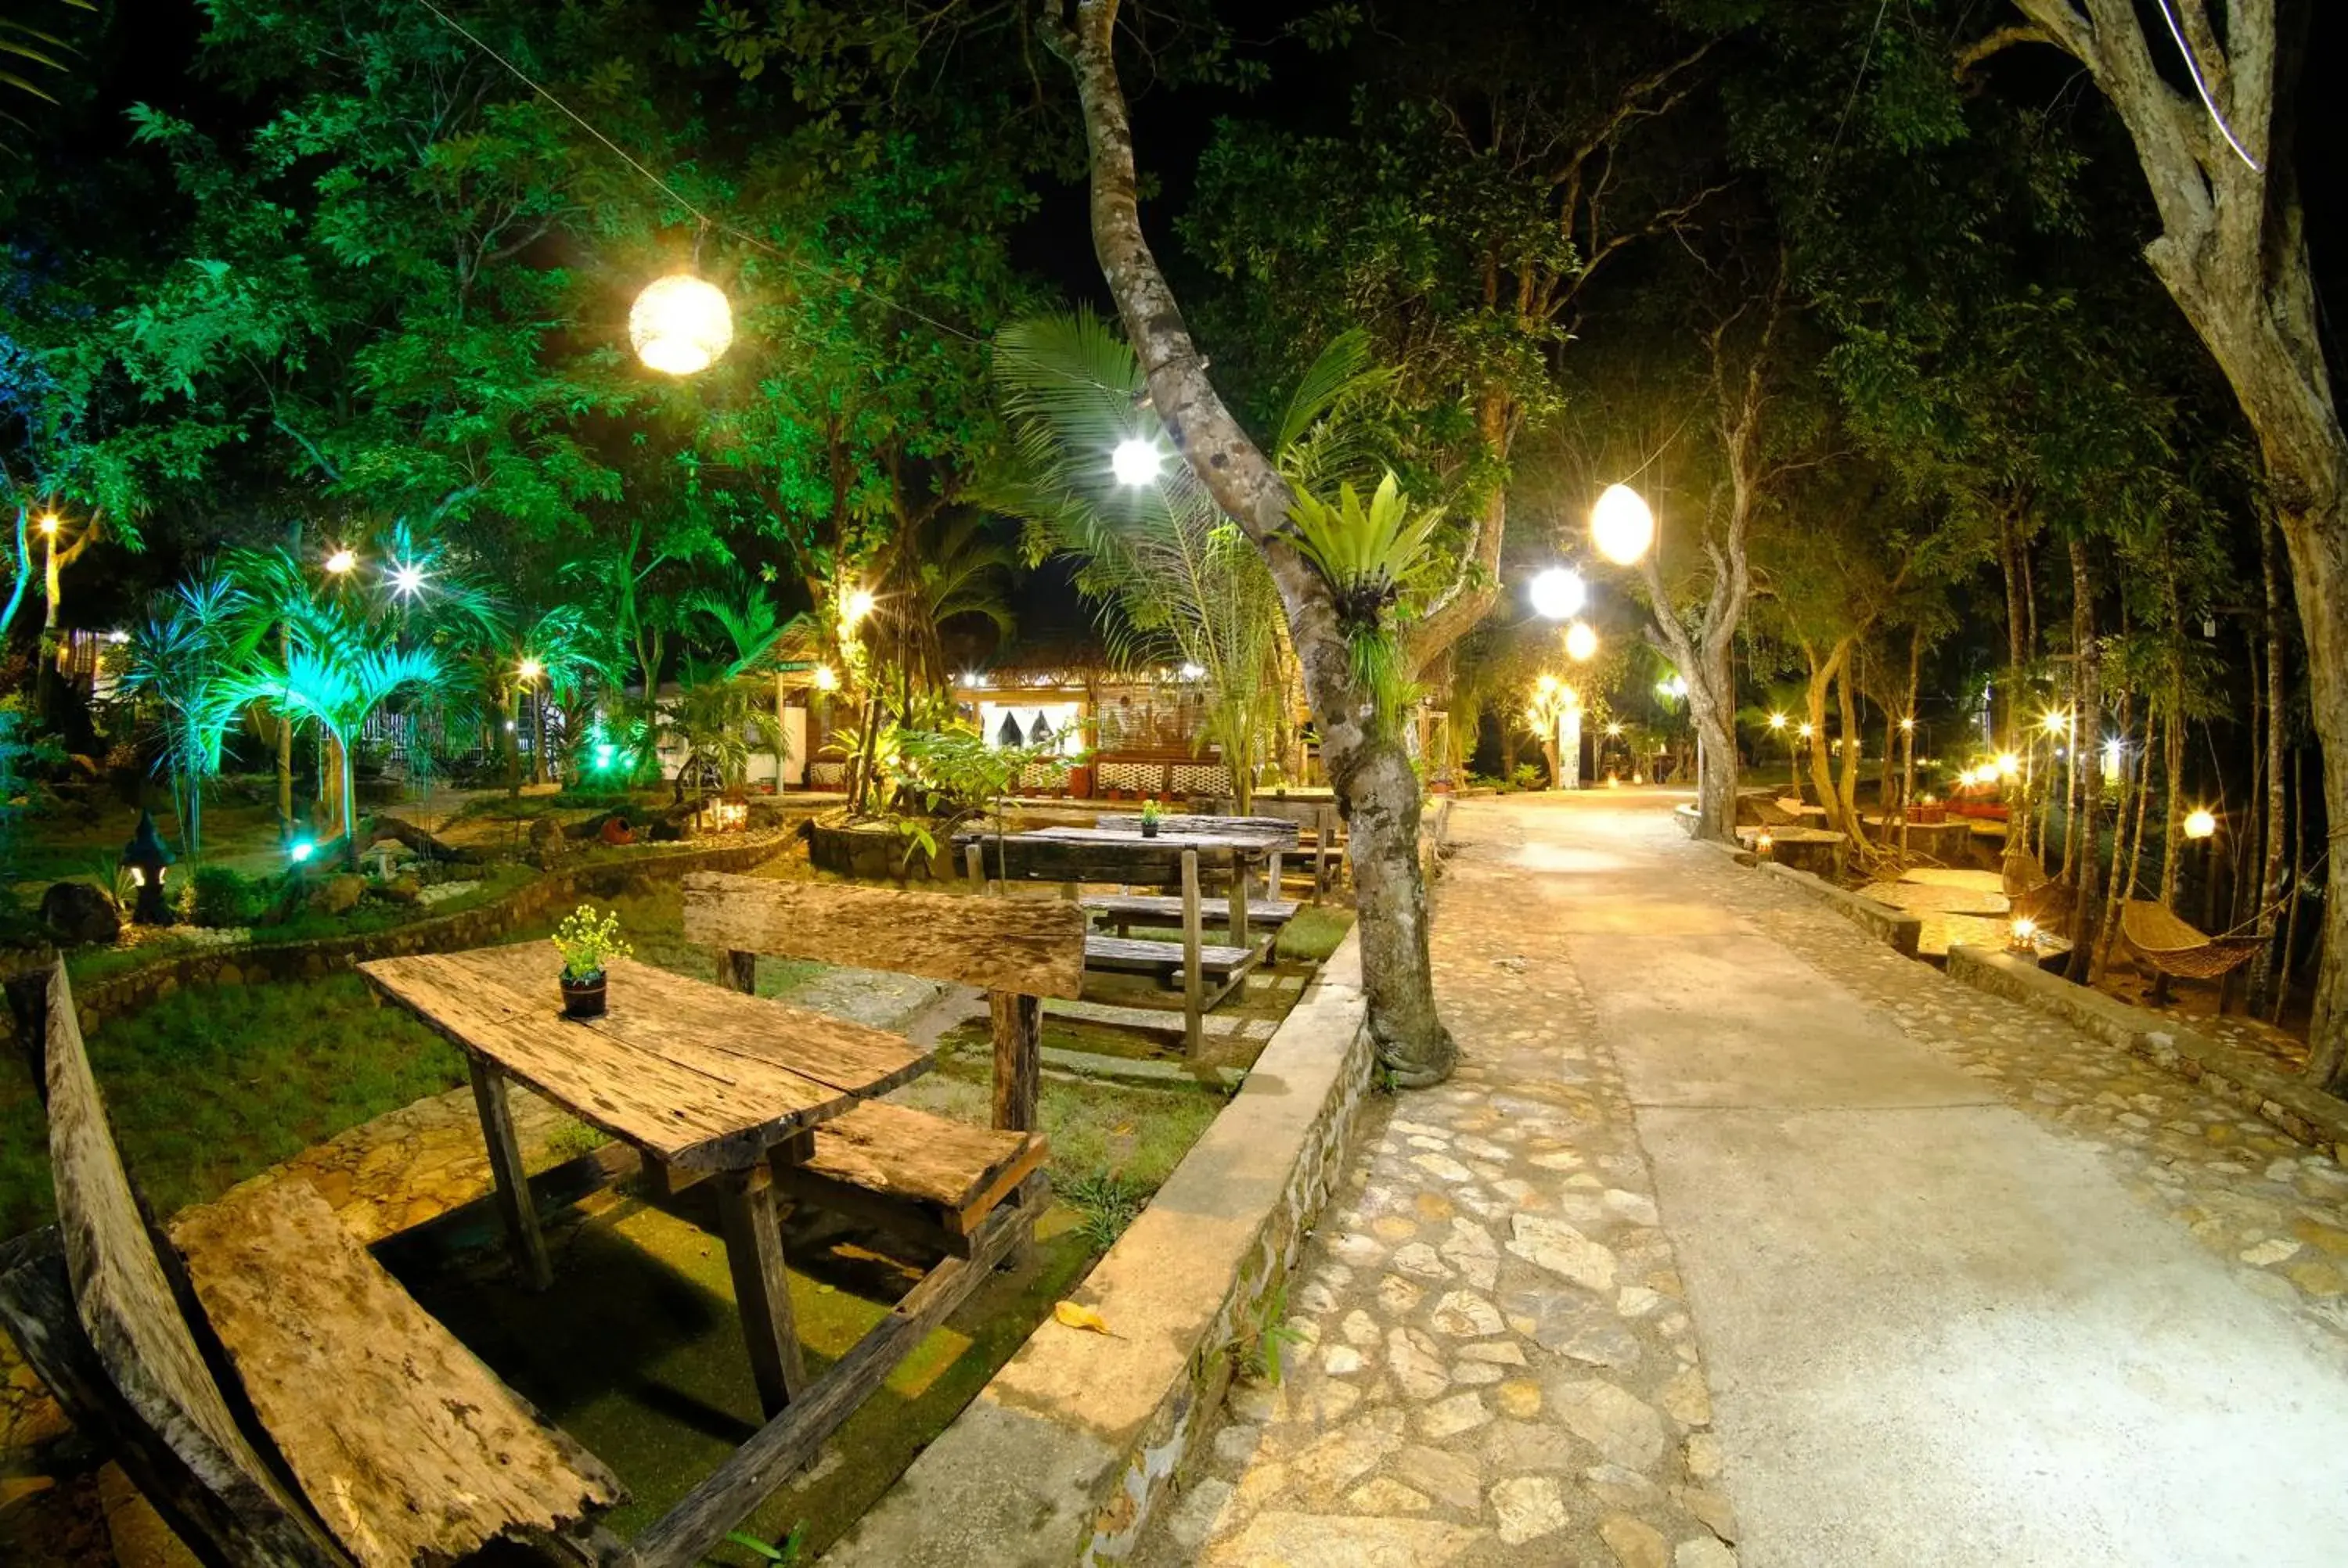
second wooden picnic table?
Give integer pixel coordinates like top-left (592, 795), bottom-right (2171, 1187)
top-left (358, 941), bottom-right (930, 1419)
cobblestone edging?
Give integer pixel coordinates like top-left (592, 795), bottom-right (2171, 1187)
top-left (53, 834), bottom-right (787, 1037)
top-left (1948, 943), bottom-right (2348, 1163)
top-left (1757, 862), bottom-right (1924, 958)
top-left (819, 931), bottom-right (1374, 1568)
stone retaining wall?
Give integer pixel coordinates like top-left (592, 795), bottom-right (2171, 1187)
top-left (806, 817), bottom-right (952, 881)
top-left (1946, 943), bottom-right (2348, 1163)
top-left (819, 930), bottom-right (1374, 1568)
top-left (1759, 861), bottom-right (1924, 958)
top-left (52, 835), bottom-right (787, 1037)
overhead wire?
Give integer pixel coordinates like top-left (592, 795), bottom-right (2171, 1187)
top-left (413, 0), bottom-right (1124, 393)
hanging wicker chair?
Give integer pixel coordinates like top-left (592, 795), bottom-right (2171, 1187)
top-left (2118, 900), bottom-right (2264, 984)
top-left (2001, 849), bottom-right (2075, 937)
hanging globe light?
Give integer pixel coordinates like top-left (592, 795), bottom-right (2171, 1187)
top-left (630, 274), bottom-right (733, 376)
top-left (1564, 620), bottom-right (1598, 662)
top-left (1527, 566), bottom-right (1586, 620)
top-left (1591, 483), bottom-right (1656, 565)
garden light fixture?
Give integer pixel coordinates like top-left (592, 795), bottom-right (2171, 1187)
top-left (2009, 916), bottom-right (2040, 954)
top-left (325, 547), bottom-right (357, 574)
top-left (1996, 752), bottom-right (2021, 779)
top-left (289, 839), bottom-right (316, 865)
top-left (1798, 721), bottom-right (1814, 739)
top-left (841, 587), bottom-right (876, 628)
top-left (812, 664), bottom-right (839, 692)
top-left (390, 563), bottom-right (426, 597)
top-left (630, 273), bottom-right (733, 376)
top-left (1564, 620), bottom-right (1598, 662)
top-left (2184, 807), bottom-right (2217, 840)
top-left (517, 658), bottom-right (544, 682)
top-left (1900, 716), bottom-right (1915, 732)
top-left (1528, 566), bottom-right (1586, 620)
top-left (120, 809), bottom-right (175, 926)
top-left (1769, 712), bottom-right (1787, 731)
top-left (2041, 710), bottom-right (2069, 735)
top-left (1590, 483), bottom-right (1655, 565)
top-left (1111, 437), bottom-right (1163, 487)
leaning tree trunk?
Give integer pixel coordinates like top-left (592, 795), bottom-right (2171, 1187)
top-left (1052, 0), bottom-right (1453, 1083)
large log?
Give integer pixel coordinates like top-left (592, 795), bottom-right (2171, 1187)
top-left (680, 872), bottom-right (1087, 998)
top-left (4, 962), bottom-right (348, 1566)
top-left (168, 1179), bottom-right (622, 1568)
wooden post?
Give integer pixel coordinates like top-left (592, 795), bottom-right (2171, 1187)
top-left (469, 1058), bottom-right (552, 1291)
top-left (964, 841), bottom-right (986, 894)
top-left (989, 992), bottom-right (1042, 1132)
top-left (1228, 854), bottom-right (1249, 954)
top-left (1268, 850), bottom-right (1284, 910)
top-left (1181, 848), bottom-right (1204, 1058)
top-left (716, 949), bottom-right (757, 994)
top-left (714, 1163), bottom-right (804, 1419)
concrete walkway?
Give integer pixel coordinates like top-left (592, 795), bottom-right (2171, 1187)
top-left (1145, 793), bottom-right (2348, 1566)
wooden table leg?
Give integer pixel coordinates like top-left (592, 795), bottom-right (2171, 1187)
top-left (469, 1057), bottom-right (552, 1291)
top-left (1228, 855), bottom-right (1250, 955)
top-left (1181, 848), bottom-right (1204, 1059)
top-left (715, 1163), bottom-right (804, 1419)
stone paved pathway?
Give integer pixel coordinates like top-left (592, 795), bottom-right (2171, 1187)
top-left (1141, 793), bottom-right (2348, 1566)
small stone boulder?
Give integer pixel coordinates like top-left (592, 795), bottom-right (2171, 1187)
top-left (41, 880), bottom-right (122, 946)
top-left (310, 874), bottom-right (368, 916)
top-left (528, 816), bottom-right (569, 869)
top-left (380, 873), bottom-right (424, 904)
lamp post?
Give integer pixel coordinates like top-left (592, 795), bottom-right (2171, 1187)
top-left (1899, 714), bottom-right (1917, 852)
top-left (120, 808), bottom-right (175, 926)
top-left (1795, 721), bottom-right (1814, 805)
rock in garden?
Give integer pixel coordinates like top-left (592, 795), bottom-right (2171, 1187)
top-left (40, 880), bottom-right (121, 945)
top-left (380, 874), bottom-right (423, 903)
top-left (311, 874), bottom-right (368, 916)
top-left (528, 816), bottom-right (569, 868)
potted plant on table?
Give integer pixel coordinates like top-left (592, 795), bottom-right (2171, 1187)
top-left (1140, 799), bottom-right (1163, 838)
top-left (552, 903), bottom-right (632, 1018)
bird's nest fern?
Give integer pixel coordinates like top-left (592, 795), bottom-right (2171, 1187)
top-left (1284, 473), bottom-right (1444, 735)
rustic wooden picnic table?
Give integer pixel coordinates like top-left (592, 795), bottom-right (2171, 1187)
top-left (358, 941), bottom-right (930, 1419)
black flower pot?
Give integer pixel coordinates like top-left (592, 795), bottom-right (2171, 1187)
top-left (1140, 821), bottom-right (1160, 838)
top-left (560, 973), bottom-right (608, 1019)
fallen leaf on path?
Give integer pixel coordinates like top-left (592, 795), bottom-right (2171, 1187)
top-left (1053, 1300), bottom-right (1115, 1336)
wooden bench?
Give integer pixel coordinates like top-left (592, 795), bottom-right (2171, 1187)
top-left (0, 960), bottom-right (623, 1567)
top-left (679, 873), bottom-right (1085, 1254)
top-left (1082, 892), bottom-right (1301, 934)
top-left (953, 833), bottom-right (1269, 1056)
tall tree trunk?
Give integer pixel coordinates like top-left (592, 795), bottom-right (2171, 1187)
top-left (2253, 517), bottom-right (2291, 1011)
top-left (2098, 703), bottom-right (2153, 980)
top-left (2160, 598), bottom-right (2188, 909)
top-left (1050, 0), bottom-right (1453, 1082)
top-left (2065, 541), bottom-right (2105, 980)
top-left (1801, 637), bottom-right (1859, 840)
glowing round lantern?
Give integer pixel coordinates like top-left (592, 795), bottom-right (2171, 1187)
top-left (630, 274), bottom-right (733, 376)
top-left (1590, 483), bottom-right (1655, 565)
top-left (1564, 620), bottom-right (1598, 662)
top-left (2183, 807), bottom-right (2217, 840)
top-left (1528, 567), bottom-right (1586, 620)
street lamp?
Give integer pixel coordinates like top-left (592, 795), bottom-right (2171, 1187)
top-left (2183, 807), bottom-right (2217, 840)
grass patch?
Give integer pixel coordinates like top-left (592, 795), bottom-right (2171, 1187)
top-left (1060, 1169), bottom-right (1147, 1251)
top-left (1277, 905), bottom-right (1353, 963)
top-left (0, 973), bottom-right (466, 1239)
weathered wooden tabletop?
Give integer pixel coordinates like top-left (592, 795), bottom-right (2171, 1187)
top-left (359, 944), bottom-right (931, 1173)
top-left (1023, 824), bottom-right (1292, 853)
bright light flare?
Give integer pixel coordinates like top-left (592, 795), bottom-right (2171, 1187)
top-left (1769, 712), bottom-right (1788, 731)
top-left (37, 513), bottom-right (59, 535)
top-left (517, 658), bottom-right (544, 682)
top-left (324, 548), bottom-right (357, 575)
top-left (630, 274), bottom-right (733, 376)
top-left (289, 840), bottom-right (316, 865)
top-left (1528, 567), bottom-right (1586, 620)
top-left (1797, 721), bottom-right (1814, 739)
top-left (1111, 437), bottom-right (1163, 487)
top-left (1590, 483), bottom-right (1655, 565)
top-left (2184, 807), bottom-right (2217, 840)
top-left (812, 665), bottom-right (839, 692)
top-left (1899, 716), bottom-right (1916, 732)
top-left (1996, 752), bottom-right (2021, 779)
top-left (390, 563), bottom-right (426, 597)
top-left (2010, 915), bottom-right (2040, 952)
top-left (1564, 620), bottom-right (1598, 662)
top-left (2040, 709), bottom-right (2069, 735)
top-left (1179, 661), bottom-right (1205, 681)
top-left (841, 588), bottom-right (876, 628)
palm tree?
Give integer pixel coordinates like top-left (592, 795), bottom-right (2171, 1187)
top-left (206, 602), bottom-right (442, 868)
top-left (691, 571), bottom-right (808, 788)
top-left (991, 310), bottom-right (1389, 809)
top-left (1, 0), bottom-right (94, 155)
top-left (121, 567), bottom-right (245, 859)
